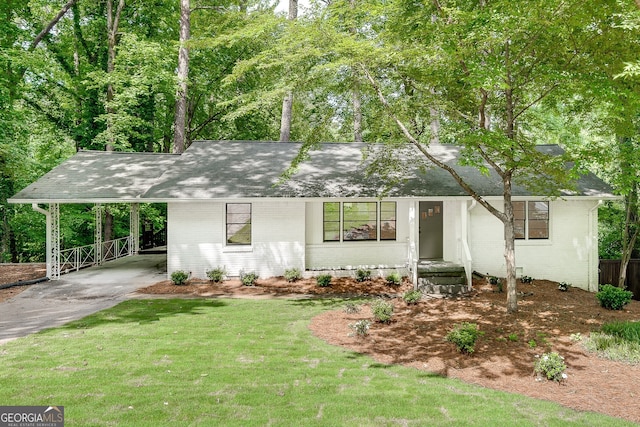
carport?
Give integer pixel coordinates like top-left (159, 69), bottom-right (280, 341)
top-left (8, 150), bottom-right (179, 279)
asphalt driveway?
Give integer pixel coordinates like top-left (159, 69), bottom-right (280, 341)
top-left (0, 254), bottom-right (166, 344)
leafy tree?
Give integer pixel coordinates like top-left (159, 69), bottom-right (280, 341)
top-left (227, 0), bottom-right (630, 313)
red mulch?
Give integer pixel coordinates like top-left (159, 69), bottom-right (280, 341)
top-left (2, 264), bottom-right (640, 423)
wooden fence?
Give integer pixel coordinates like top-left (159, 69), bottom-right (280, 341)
top-left (599, 259), bottom-right (640, 301)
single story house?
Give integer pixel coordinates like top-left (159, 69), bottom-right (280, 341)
top-left (9, 140), bottom-right (617, 291)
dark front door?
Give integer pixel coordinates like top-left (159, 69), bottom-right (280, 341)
top-left (419, 201), bottom-right (443, 259)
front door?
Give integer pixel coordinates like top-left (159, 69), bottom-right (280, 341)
top-left (419, 201), bottom-right (443, 259)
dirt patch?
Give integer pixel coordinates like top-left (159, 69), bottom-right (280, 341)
top-left (0, 264), bottom-right (47, 302)
top-left (2, 264), bottom-right (640, 422)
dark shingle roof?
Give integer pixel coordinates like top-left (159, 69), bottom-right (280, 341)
top-left (9, 141), bottom-right (615, 203)
top-left (142, 141), bottom-right (615, 199)
top-left (9, 151), bottom-right (179, 203)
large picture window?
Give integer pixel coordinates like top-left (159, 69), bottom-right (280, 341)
top-left (514, 201), bottom-right (549, 240)
top-left (323, 201), bottom-right (397, 242)
top-left (226, 203), bottom-right (251, 245)
top-left (343, 202), bottom-right (377, 241)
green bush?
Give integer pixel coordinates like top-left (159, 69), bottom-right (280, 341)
top-left (386, 272), bottom-right (402, 286)
top-left (170, 270), bottom-right (189, 285)
top-left (403, 289), bottom-right (422, 305)
top-left (371, 298), bottom-right (394, 323)
top-left (596, 284), bottom-right (633, 310)
top-left (316, 274), bottom-right (332, 287)
top-left (601, 321), bottom-right (640, 345)
top-left (206, 267), bottom-right (226, 283)
top-left (349, 319), bottom-right (371, 337)
top-left (355, 268), bottom-right (372, 282)
top-left (534, 352), bottom-right (567, 382)
top-left (446, 322), bottom-right (483, 354)
top-left (343, 302), bottom-right (361, 314)
top-left (240, 272), bottom-right (257, 286)
top-left (284, 268), bottom-right (302, 282)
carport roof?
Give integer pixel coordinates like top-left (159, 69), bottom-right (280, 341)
top-left (9, 140), bottom-right (617, 203)
top-left (9, 151), bottom-right (179, 203)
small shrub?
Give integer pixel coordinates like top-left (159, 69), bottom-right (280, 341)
top-left (446, 322), bottom-right (483, 354)
top-left (170, 270), bottom-right (189, 285)
top-left (349, 319), bottom-right (371, 337)
top-left (596, 284), bottom-right (633, 310)
top-left (355, 268), bottom-right (372, 282)
top-left (284, 268), bottom-right (302, 282)
top-left (569, 332), bottom-right (583, 342)
top-left (508, 333), bottom-right (518, 342)
top-left (534, 352), bottom-right (567, 382)
top-left (343, 302), bottom-right (361, 314)
top-left (371, 298), bottom-right (394, 323)
top-left (558, 282), bottom-right (569, 292)
top-left (316, 274), bottom-right (332, 287)
top-left (206, 267), bottom-right (226, 283)
top-left (240, 271), bottom-right (257, 286)
top-left (520, 275), bottom-right (534, 284)
top-left (403, 289), bottom-right (422, 305)
top-left (386, 271), bottom-right (402, 286)
top-left (528, 340), bottom-right (537, 348)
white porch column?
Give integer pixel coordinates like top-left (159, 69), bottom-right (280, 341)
top-left (408, 202), bottom-right (417, 287)
top-left (51, 203), bottom-right (60, 279)
top-left (130, 203), bottom-right (140, 255)
top-left (95, 203), bottom-right (103, 265)
top-left (32, 203), bottom-right (60, 280)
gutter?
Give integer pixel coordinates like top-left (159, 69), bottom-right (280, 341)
top-left (588, 200), bottom-right (603, 292)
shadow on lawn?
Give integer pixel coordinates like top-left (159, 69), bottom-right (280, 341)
top-left (60, 298), bottom-right (228, 329)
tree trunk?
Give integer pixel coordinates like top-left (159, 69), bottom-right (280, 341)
top-left (502, 173), bottom-right (518, 313)
top-left (106, 0), bottom-right (125, 152)
top-left (173, 0), bottom-right (190, 154)
top-left (619, 190), bottom-right (640, 288)
top-left (352, 86), bottom-right (363, 142)
top-left (279, 0), bottom-right (297, 142)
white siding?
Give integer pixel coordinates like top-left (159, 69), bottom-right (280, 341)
top-left (304, 200), bottom-right (409, 270)
top-left (469, 200), bottom-right (599, 290)
top-left (167, 200), bottom-right (305, 279)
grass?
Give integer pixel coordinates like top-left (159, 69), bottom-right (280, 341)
top-left (0, 298), bottom-right (634, 426)
top-left (583, 321), bottom-right (640, 364)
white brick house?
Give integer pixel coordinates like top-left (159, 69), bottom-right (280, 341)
top-left (10, 141), bottom-right (616, 291)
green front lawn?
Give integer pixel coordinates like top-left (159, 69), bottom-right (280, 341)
top-left (0, 298), bottom-right (632, 426)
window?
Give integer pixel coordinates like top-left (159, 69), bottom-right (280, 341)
top-left (323, 202), bottom-right (340, 242)
top-left (380, 201), bottom-right (397, 240)
top-left (323, 201), bottom-right (397, 242)
top-left (344, 202), bottom-right (377, 241)
top-left (226, 203), bottom-right (251, 245)
top-left (514, 201), bottom-right (549, 240)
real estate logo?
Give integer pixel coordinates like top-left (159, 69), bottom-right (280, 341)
top-left (0, 406), bottom-right (64, 427)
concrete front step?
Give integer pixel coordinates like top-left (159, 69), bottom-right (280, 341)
top-left (416, 260), bottom-right (469, 296)
top-left (417, 281), bottom-right (470, 296)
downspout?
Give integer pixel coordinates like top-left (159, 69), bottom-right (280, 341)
top-left (32, 203), bottom-right (52, 279)
top-left (463, 200), bottom-right (477, 289)
top-left (588, 200), bottom-right (603, 292)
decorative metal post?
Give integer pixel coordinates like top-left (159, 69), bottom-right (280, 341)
top-left (95, 203), bottom-right (103, 265)
top-left (50, 203), bottom-right (61, 279)
top-left (130, 203), bottom-right (140, 255)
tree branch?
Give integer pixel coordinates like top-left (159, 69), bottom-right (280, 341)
top-left (360, 64), bottom-right (507, 223)
top-left (29, 0), bottom-right (78, 51)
